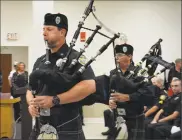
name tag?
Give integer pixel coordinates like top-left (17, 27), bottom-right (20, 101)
top-left (117, 108), bottom-right (126, 116)
top-left (40, 108), bottom-right (50, 116)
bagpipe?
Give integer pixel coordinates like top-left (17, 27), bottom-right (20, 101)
top-left (29, 0), bottom-right (121, 139)
top-left (110, 38), bottom-right (175, 97)
top-left (28, 1), bottom-right (175, 139)
top-left (94, 38), bottom-right (175, 106)
top-left (29, 0), bottom-right (120, 100)
top-left (105, 39), bottom-right (175, 140)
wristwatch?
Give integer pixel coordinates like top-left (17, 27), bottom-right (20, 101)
top-left (52, 96), bottom-right (60, 106)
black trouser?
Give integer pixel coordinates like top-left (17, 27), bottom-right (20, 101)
top-left (144, 117), bottom-right (153, 128)
top-left (12, 87), bottom-right (21, 121)
top-left (104, 110), bottom-right (145, 140)
top-left (79, 107), bottom-right (84, 124)
top-left (125, 114), bottom-right (145, 140)
top-left (153, 123), bottom-right (172, 140)
top-left (145, 122), bottom-right (172, 140)
top-left (169, 131), bottom-right (181, 140)
top-left (103, 109), bottom-right (115, 129)
top-left (13, 102), bottom-right (21, 121)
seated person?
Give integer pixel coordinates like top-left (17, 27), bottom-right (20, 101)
top-left (151, 113), bottom-right (181, 140)
top-left (169, 125), bottom-right (181, 140)
top-left (168, 58), bottom-right (182, 85)
top-left (145, 78), bottom-right (181, 140)
top-left (167, 58), bottom-right (181, 94)
top-left (144, 76), bottom-right (168, 124)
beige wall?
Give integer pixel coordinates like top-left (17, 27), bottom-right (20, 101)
top-left (1, 46), bottom-right (28, 72)
top-left (83, 103), bottom-right (110, 118)
top-left (1, 1), bottom-right (181, 118)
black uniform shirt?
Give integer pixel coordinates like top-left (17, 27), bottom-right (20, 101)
top-left (173, 114), bottom-right (181, 127)
top-left (162, 92), bottom-right (181, 117)
top-left (145, 89), bottom-right (168, 115)
top-left (153, 89), bottom-right (168, 109)
top-left (32, 43), bottom-right (95, 94)
top-left (110, 64), bottom-right (135, 77)
top-left (168, 68), bottom-right (181, 84)
top-left (31, 43), bottom-right (95, 124)
top-left (109, 64), bottom-right (145, 117)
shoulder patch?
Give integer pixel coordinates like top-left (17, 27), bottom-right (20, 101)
top-left (78, 55), bottom-right (87, 65)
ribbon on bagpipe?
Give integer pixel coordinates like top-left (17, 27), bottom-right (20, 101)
top-left (29, 0), bottom-right (121, 139)
top-left (108, 38), bottom-right (175, 140)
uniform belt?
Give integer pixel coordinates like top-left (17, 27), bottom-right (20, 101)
top-left (39, 106), bottom-right (79, 115)
top-left (56, 114), bottom-right (82, 133)
top-left (39, 107), bottom-right (79, 127)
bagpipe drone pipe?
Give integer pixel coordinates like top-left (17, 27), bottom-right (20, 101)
top-left (28, 0), bottom-right (120, 106)
top-left (108, 38), bottom-right (175, 106)
top-left (92, 39), bottom-right (175, 140)
top-left (28, 0), bottom-right (120, 139)
top-left (93, 38), bottom-right (175, 107)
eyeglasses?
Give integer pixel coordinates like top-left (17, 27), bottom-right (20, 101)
top-left (115, 53), bottom-right (126, 58)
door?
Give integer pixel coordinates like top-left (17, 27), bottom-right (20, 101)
top-left (0, 54), bottom-right (12, 93)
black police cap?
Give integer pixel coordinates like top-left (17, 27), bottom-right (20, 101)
top-left (44, 13), bottom-right (68, 31)
top-left (115, 43), bottom-right (134, 55)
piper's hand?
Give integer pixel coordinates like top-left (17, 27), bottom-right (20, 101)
top-left (109, 100), bottom-right (117, 109)
top-left (110, 93), bottom-right (130, 102)
top-left (32, 96), bottom-right (54, 109)
top-left (28, 104), bottom-right (39, 117)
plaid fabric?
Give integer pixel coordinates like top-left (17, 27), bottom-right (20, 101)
top-left (125, 114), bottom-right (145, 140)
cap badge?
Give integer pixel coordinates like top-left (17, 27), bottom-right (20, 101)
top-left (55, 16), bottom-right (61, 24)
top-left (123, 46), bottom-right (127, 53)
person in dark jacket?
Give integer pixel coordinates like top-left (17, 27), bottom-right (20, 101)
top-left (12, 62), bottom-right (28, 121)
top-left (167, 58), bottom-right (181, 90)
top-left (145, 78), bottom-right (181, 140)
top-left (33, 44), bottom-right (157, 140)
top-left (27, 13), bottom-right (95, 140)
